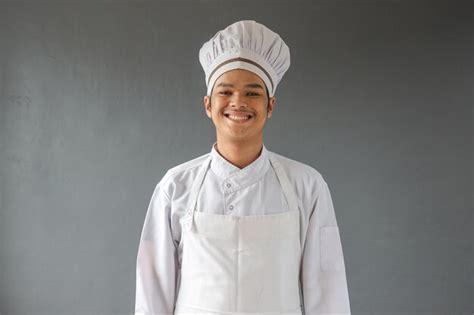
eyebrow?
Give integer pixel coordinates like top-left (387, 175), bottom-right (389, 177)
top-left (215, 82), bottom-right (264, 90)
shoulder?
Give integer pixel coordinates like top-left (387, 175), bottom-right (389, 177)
top-left (157, 152), bottom-right (211, 199)
top-left (268, 150), bottom-right (328, 193)
top-left (164, 152), bottom-right (210, 179)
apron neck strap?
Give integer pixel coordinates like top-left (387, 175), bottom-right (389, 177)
top-left (268, 153), bottom-right (300, 214)
top-left (186, 154), bottom-right (212, 216)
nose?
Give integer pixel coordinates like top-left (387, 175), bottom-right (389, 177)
top-left (229, 93), bottom-right (248, 108)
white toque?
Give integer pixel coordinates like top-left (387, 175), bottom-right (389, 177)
top-left (199, 20), bottom-right (291, 97)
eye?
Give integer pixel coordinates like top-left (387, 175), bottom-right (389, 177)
top-left (247, 92), bottom-right (260, 96)
top-left (218, 91), bottom-right (232, 96)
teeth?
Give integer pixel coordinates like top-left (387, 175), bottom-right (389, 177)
top-left (227, 115), bottom-right (250, 121)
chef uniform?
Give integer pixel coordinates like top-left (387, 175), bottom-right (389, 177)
top-left (135, 20), bottom-right (351, 315)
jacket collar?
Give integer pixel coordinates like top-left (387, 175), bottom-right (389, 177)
top-left (210, 141), bottom-right (271, 190)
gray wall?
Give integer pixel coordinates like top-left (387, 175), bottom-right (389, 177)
top-left (0, 1), bottom-right (472, 314)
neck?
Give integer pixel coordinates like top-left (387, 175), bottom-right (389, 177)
top-left (214, 138), bottom-right (264, 169)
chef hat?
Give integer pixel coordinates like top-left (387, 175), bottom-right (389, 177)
top-left (199, 20), bottom-right (290, 97)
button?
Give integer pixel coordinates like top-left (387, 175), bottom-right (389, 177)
top-left (228, 205), bottom-right (234, 210)
top-left (226, 183), bottom-right (232, 188)
top-left (187, 210), bottom-right (191, 216)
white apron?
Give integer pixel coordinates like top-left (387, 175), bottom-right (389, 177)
top-left (174, 153), bottom-right (304, 315)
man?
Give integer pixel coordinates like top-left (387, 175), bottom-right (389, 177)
top-left (135, 20), bottom-right (351, 315)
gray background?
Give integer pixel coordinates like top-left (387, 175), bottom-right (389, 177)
top-left (0, 0), bottom-right (472, 314)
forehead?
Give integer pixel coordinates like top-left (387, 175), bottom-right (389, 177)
top-left (214, 69), bottom-right (265, 87)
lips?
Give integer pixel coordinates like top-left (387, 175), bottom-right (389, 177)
top-left (224, 112), bottom-right (253, 122)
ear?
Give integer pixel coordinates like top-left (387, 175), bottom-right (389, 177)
top-left (203, 95), bottom-right (212, 118)
top-left (267, 96), bottom-right (276, 118)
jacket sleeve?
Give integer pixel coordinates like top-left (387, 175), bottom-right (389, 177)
top-left (300, 181), bottom-right (351, 314)
top-left (135, 175), bottom-right (178, 315)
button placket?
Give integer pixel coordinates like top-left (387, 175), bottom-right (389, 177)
top-left (223, 180), bottom-right (237, 214)
top-left (223, 180), bottom-right (235, 194)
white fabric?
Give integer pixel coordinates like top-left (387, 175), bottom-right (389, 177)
top-left (135, 142), bottom-right (351, 315)
top-left (199, 20), bottom-right (291, 97)
top-left (174, 154), bottom-right (302, 314)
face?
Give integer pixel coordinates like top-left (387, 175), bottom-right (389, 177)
top-left (203, 69), bottom-right (276, 143)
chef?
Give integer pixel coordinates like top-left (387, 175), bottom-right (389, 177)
top-left (135, 20), bottom-right (351, 315)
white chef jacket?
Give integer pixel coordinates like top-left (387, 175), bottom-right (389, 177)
top-left (135, 142), bottom-right (351, 315)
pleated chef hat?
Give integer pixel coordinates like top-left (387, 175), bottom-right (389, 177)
top-left (199, 20), bottom-right (290, 97)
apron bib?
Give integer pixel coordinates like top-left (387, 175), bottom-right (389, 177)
top-left (174, 153), bottom-right (303, 315)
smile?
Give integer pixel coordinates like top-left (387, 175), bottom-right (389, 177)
top-left (224, 113), bottom-right (253, 122)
